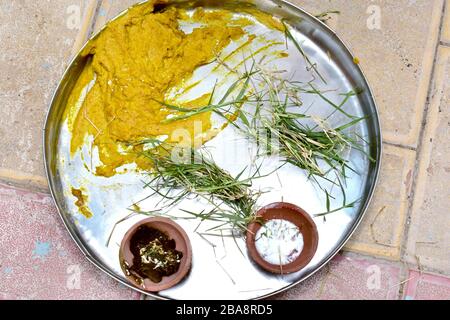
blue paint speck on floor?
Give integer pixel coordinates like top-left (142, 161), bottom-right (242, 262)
top-left (41, 62), bottom-right (52, 70)
top-left (3, 267), bottom-right (13, 274)
top-left (58, 250), bottom-right (67, 257)
top-left (33, 241), bottom-right (51, 259)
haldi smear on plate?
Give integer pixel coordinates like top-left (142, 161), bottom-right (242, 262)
top-left (65, 0), bottom-right (284, 177)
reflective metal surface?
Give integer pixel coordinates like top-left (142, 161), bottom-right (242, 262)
top-left (44, 0), bottom-right (382, 300)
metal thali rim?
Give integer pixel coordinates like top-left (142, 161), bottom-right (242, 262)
top-left (43, 0), bottom-right (383, 300)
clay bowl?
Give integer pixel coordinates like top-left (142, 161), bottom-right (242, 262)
top-left (119, 217), bottom-right (192, 292)
top-left (246, 202), bottom-right (319, 274)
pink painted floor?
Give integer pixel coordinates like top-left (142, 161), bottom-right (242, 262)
top-left (1, 182), bottom-right (448, 300)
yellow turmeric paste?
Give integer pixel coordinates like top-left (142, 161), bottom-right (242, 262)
top-left (65, 0), bottom-right (284, 177)
top-left (71, 188), bottom-right (93, 219)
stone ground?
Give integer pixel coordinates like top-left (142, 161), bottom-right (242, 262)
top-left (0, 0), bottom-right (448, 300)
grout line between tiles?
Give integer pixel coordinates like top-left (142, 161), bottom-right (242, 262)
top-left (86, 0), bottom-right (104, 38)
top-left (382, 141), bottom-right (416, 151)
top-left (0, 180), bottom-right (49, 196)
top-left (69, 0), bottom-right (100, 58)
top-left (397, 0), bottom-right (447, 295)
top-left (0, 170), bottom-right (49, 194)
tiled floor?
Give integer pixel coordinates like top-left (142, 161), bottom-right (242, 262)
top-left (0, 183), bottom-right (140, 300)
top-left (0, 0), bottom-right (448, 300)
top-left (272, 254), bottom-right (402, 300)
top-left (403, 270), bottom-right (450, 300)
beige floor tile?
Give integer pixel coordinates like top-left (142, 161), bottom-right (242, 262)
top-left (0, 1), bottom-right (97, 189)
top-left (442, 1), bottom-right (450, 44)
top-left (292, 0), bottom-right (444, 148)
top-left (405, 47), bottom-right (450, 275)
top-left (344, 144), bottom-right (416, 260)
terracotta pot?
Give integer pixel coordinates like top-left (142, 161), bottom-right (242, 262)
top-left (119, 217), bottom-right (192, 292)
top-left (246, 202), bottom-right (319, 274)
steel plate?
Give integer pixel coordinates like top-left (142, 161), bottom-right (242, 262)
top-left (44, 0), bottom-right (382, 300)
